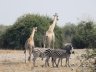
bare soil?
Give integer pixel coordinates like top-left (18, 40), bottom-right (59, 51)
top-left (0, 49), bottom-right (86, 72)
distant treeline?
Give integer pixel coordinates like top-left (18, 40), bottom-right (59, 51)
top-left (0, 13), bottom-right (96, 49)
top-left (0, 25), bottom-right (11, 36)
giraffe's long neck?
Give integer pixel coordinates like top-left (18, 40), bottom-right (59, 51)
top-left (30, 30), bottom-right (35, 39)
top-left (48, 17), bottom-right (57, 32)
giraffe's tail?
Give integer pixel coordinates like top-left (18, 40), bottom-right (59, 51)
top-left (24, 50), bottom-right (26, 53)
top-left (24, 49), bottom-right (27, 63)
top-left (24, 41), bottom-right (28, 63)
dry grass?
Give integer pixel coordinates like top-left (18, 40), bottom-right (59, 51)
top-left (0, 49), bottom-right (87, 72)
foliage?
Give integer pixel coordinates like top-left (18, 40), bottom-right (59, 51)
top-left (0, 25), bottom-right (10, 36)
top-left (76, 49), bottom-right (96, 72)
top-left (62, 23), bottom-right (76, 44)
top-left (54, 26), bottom-right (63, 48)
top-left (72, 21), bottom-right (96, 48)
top-left (0, 14), bottom-right (62, 49)
top-left (0, 13), bottom-right (96, 49)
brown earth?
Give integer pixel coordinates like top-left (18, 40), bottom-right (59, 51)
top-left (0, 49), bottom-right (87, 72)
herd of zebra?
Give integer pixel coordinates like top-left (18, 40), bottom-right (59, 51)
top-left (24, 43), bottom-right (74, 67)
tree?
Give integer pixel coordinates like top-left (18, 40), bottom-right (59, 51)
top-left (0, 14), bottom-right (51, 49)
top-left (72, 21), bottom-right (96, 48)
top-left (0, 13), bottom-right (63, 49)
top-left (62, 23), bottom-right (76, 44)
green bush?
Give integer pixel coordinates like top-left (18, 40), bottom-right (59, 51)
top-left (0, 14), bottom-right (63, 49)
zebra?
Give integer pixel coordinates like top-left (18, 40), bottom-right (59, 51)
top-left (43, 43), bottom-right (74, 67)
top-left (31, 47), bottom-right (49, 67)
top-left (55, 44), bottom-right (74, 67)
top-left (43, 49), bottom-right (66, 67)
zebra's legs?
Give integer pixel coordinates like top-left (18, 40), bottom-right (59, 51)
top-left (57, 58), bottom-right (59, 67)
top-left (56, 58), bottom-right (61, 67)
top-left (67, 58), bottom-right (70, 67)
top-left (54, 59), bottom-right (57, 67)
top-left (65, 57), bottom-right (70, 67)
top-left (52, 58), bottom-right (57, 67)
top-left (57, 58), bottom-right (63, 67)
top-left (52, 58), bottom-right (55, 67)
top-left (60, 58), bottom-right (63, 66)
top-left (33, 57), bottom-right (37, 67)
top-left (45, 56), bottom-right (50, 67)
top-left (65, 58), bottom-right (67, 67)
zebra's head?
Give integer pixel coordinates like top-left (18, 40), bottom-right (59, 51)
top-left (39, 52), bottom-right (46, 60)
top-left (63, 43), bottom-right (74, 54)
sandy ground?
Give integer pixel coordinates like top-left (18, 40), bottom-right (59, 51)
top-left (0, 49), bottom-right (86, 72)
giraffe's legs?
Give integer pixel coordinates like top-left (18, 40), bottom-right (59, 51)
top-left (28, 46), bottom-right (32, 62)
top-left (24, 47), bottom-right (27, 63)
top-left (28, 53), bottom-right (31, 62)
top-left (47, 38), bottom-right (51, 48)
top-left (49, 43), bottom-right (51, 48)
top-left (43, 35), bottom-right (46, 48)
top-left (52, 40), bottom-right (54, 49)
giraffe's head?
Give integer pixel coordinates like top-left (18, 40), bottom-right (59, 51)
top-left (53, 13), bottom-right (58, 21)
top-left (33, 27), bottom-right (37, 32)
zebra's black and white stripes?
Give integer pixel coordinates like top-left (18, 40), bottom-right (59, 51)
top-left (43, 49), bottom-right (67, 67)
top-left (43, 43), bottom-right (74, 67)
top-left (25, 43), bottom-right (74, 67)
top-left (32, 47), bottom-right (49, 66)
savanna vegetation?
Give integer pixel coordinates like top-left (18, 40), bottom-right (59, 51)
top-left (0, 13), bottom-right (96, 50)
top-left (0, 13), bottom-right (96, 71)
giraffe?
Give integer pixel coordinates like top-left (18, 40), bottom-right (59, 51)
top-left (24, 27), bottom-right (37, 63)
top-left (45, 13), bottom-right (58, 49)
